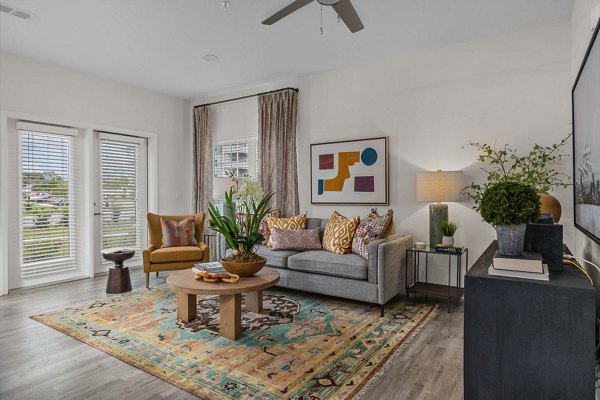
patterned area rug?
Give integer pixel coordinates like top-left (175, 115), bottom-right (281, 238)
top-left (31, 287), bottom-right (435, 400)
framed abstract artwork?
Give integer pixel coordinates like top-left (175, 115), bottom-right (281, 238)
top-left (310, 137), bottom-right (388, 205)
top-left (573, 19), bottom-right (600, 245)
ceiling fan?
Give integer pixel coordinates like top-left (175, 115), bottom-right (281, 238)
top-left (262, 0), bottom-right (364, 33)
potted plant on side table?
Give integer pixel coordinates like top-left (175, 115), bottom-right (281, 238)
top-left (441, 221), bottom-right (458, 247)
top-left (208, 188), bottom-right (274, 277)
top-left (477, 181), bottom-right (541, 256)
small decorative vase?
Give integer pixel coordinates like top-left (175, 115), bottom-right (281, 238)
top-left (442, 236), bottom-right (454, 246)
top-left (220, 257), bottom-right (267, 277)
top-left (496, 224), bottom-right (527, 256)
top-left (539, 193), bottom-right (561, 223)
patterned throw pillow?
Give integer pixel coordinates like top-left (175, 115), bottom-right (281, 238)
top-left (259, 209), bottom-right (282, 245)
top-left (270, 227), bottom-right (322, 251)
top-left (322, 211), bottom-right (360, 255)
top-left (266, 213), bottom-right (307, 247)
top-left (160, 217), bottom-right (197, 248)
top-left (351, 209), bottom-right (394, 259)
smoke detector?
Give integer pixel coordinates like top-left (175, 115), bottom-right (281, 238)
top-left (0, 2), bottom-right (34, 20)
top-left (203, 54), bottom-right (219, 62)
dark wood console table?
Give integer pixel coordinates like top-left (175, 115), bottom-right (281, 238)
top-left (464, 241), bottom-right (595, 399)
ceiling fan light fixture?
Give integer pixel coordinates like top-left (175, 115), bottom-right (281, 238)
top-left (262, 0), bottom-right (363, 33)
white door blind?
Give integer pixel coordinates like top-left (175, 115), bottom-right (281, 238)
top-left (19, 128), bottom-right (80, 278)
top-left (100, 135), bottom-right (147, 258)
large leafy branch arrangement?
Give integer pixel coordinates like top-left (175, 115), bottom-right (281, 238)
top-left (462, 133), bottom-right (571, 213)
top-left (208, 189), bottom-right (274, 263)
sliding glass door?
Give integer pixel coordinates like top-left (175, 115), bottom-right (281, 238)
top-left (96, 132), bottom-right (148, 269)
top-left (4, 120), bottom-right (153, 290)
top-left (11, 122), bottom-right (83, 287)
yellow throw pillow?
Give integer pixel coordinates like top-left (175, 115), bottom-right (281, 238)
top-left (322, 211), bottom-right (360, 255)
top-left (266, 213), bottom-right (307, 247)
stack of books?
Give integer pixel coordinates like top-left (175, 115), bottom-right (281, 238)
top-left (434, 245), bottom-right (465, 254)
top-left (488, 251), bottom-right (549, 281)
top-left (193, 261), bottom-right (227, 274)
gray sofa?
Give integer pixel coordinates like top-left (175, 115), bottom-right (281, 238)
top-left (222, 217), bottom-right (413, 315)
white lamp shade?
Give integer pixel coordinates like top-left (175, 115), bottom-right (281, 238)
top-left (416, 171), bottom-right (464, 202)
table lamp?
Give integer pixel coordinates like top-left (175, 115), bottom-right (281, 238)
top-left (416, 170), bottom-right (463, 246)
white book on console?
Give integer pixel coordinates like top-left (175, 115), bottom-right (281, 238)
top-left (492, 251), bottom-right (543, 273)
top-left (488, 263), bottom-right (549, 281)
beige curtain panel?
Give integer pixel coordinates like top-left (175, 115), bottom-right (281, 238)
top-left (193, 105), bottom-right (213, 215)
top-left (258, 89), bottom-right (299, 217)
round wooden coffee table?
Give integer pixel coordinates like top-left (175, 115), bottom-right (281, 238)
top-left (166, 267), bottom-right (280, 340)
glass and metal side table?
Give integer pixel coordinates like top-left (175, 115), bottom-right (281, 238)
top-left (203, 232), bottom-right (218, 262)
top-left (405, 245), bottom-right (469, 312)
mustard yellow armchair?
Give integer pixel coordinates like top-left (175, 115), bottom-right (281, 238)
top-left (143, 212), bottom-right (209, 288)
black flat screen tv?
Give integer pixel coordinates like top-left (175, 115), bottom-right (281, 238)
top-left (573, 18), bottom-right (600, 245)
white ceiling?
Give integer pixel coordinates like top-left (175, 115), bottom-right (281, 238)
top-left (0, 0), bottom-right (574, 100)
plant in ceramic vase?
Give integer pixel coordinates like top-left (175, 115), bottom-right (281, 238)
top-left (441, 222), bottom-right (458, 246)
top-left (478, 181), bottom-right (540, 256)
top-left (462, 134), bottom-right (571, 222)
top-left (208, 189), bottom-right (274, 276)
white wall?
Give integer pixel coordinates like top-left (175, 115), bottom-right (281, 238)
top-left (0, 52), bottom-right (192, 289)
top-left (0, 52), bottom-right (192, 214)
top-left (196, 22), bottom-right (572, 284)
top-left (571, 0), bottom-right (600, 310)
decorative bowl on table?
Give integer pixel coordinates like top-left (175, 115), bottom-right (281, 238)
top-left (220, 257), bottom-right (266, 277)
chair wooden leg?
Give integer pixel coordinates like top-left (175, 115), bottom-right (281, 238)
top-left (156, 271), bottom-right (159, 277)
top-left (146, 272), bottom-right (150, 289)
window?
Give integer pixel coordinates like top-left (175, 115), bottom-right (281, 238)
top-left (99, 133), bottom-right (147, 258)
top-left (213, 137), bottom-right (258, 178)
top-left (18, 123), bottom-right (80, 278)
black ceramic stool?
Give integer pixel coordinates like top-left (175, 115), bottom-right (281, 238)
top-left (102, 248), bottom-right (135, 294)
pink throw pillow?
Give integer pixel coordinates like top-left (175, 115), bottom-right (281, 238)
top-left (160, 217), bottom-right (197, 247)
top-left (259, 209), bottom-right (282, 244)
top-left (270, 227), bottom-right (322, 251)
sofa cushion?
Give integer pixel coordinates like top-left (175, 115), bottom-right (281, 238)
top-left (271, 227), bottom-right (322, 251)
top-left (160, 217), bottom-right (197, 247)
top-left (255, 245), bottom-right (300, 269)
top-left (287, 250), bottom-right (368, 280)
top-left (352, 208), bottom-right (394, 259)
top-left (150, 246), bottom-right (203, 263)
top-left (259, 209), bottom-right (282, 244)
top-left (306, 218), bottom-right (327, 239)
top-left (266, 213), bottom-right (307, 246)
top-left (322, 211), bottom-right (360, 254)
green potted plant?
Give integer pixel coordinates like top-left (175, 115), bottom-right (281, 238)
top-left (463, 134), bottom-right (571, 222)
top-left (441, 222), bottom-right (458, 246)
top-left (478, 181), bottom-right (540, 256)
top-left (208, 188), bottom-right (274, 277)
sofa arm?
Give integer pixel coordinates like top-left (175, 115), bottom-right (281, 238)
top-left (367, 234), bottom-right (410, 283)
top-left (366, 234), bottom-right (413, 304)
top-left (143, 244), bottom-right (156, 273)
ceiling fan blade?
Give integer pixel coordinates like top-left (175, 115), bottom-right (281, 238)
top-left (332, 0), bottom-right (364, 33)
top-left (262, 0), bottom-right (315, 25)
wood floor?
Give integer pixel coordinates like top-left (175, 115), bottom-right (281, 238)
top-left (0, 268), bottom-right (464, 400)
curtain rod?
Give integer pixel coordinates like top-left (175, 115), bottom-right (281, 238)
top-left (194, 87), bottom-right (299, 108)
